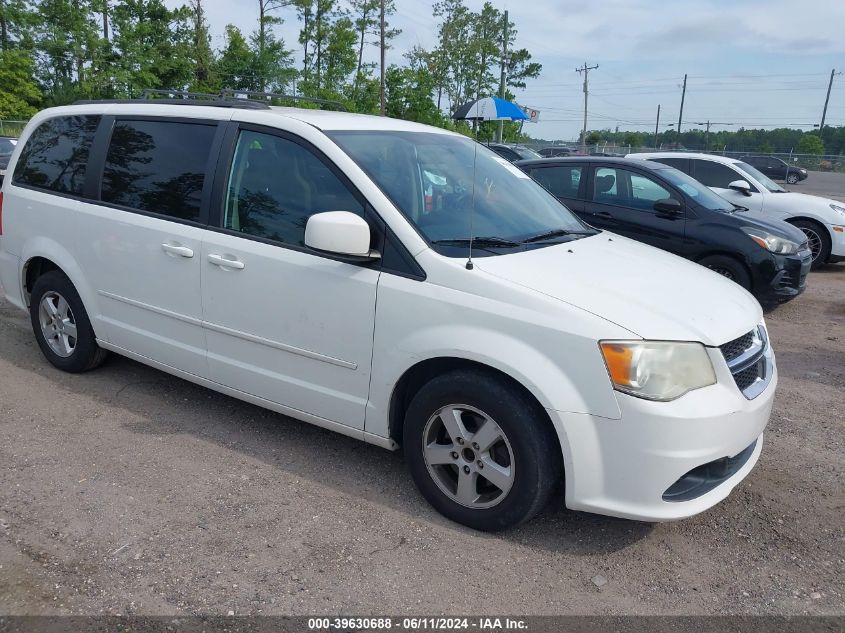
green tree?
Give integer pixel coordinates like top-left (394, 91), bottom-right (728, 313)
top-left (109, 0), bottom-right (194, 96)
top-left (188, 0), bottom-right (214, 91)
top-left (214, 25), bottom-right (254, 90)
top-left (0, 47), bottom-right (40, 117)
top-left (349, 0), bottom-right (398, 97)
top-left (585, 130), bottom-right (602, 145)
top-left (798, 134), bottom-right (824, 155)
top-left (384, 64), bottom-right (443, 126)
top-left (0, 0), bottom-right (36, 50)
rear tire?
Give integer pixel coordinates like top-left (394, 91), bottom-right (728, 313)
top-left (698, 255), bottom-right (752, 291)
top-left (30, 271), bottom-right (108, 373)
top-left (790, 219), bottom-right (831, 269)
top-left (403, 369), bottom-right (562, 531)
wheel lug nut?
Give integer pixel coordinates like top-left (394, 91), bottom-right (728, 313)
top-left (450, 451), bottom-right (459, 459)
top-left (477, 460), bottom-right (483, 468)
top-left (456, 437), bottom-right (464, 445)
top-left (472, 442), bottom-right (479, 450)
top-left (463, 465), bottom-right (470, 474)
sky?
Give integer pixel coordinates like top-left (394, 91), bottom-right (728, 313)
top-left (168, 0), bottom-right (845, 142)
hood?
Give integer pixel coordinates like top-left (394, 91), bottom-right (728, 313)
top-left (765, 190), bottom-right (844, 218)
top-left (475, 233), bottom-right (762, 346)
top-left (729, 210), bottom-right (807, 243)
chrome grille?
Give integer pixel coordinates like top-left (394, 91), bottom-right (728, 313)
top-left (720, 331), bottom-right (755, 363)
top-left (719, 326), bottom-right (771, 400)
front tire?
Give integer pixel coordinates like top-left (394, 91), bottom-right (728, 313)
top-left (30, 271), bottom-right (108, 373)
top-left (698, 254), bottom-right (752, 291)
top-left (403, 370), bottom-right (562, 531)
top-left (791, 219), bottom-right (831, 269)
top-left (786, 173), bottom-right (800, 185)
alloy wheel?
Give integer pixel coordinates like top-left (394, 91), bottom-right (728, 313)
top-left (38, 291), bottom-right (78, 358)
top-left (786, 174), bottom-right (799, 184)
top-left (422, 404), bottom-right (515, 509)
top-left (800, 227), bottom-right (823, 261)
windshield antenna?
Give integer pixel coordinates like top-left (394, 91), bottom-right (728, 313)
top-left (466, 140), bottom-right (478, 270)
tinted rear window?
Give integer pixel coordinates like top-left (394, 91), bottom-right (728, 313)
top-left (101, 120), bottom-right (216, 222)
top-left (13, 115), bottom-right (100, 195)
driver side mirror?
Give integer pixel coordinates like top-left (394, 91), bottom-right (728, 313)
top-left (653, 198), bottom-right (682, 215)
top-left (305, 211), bottom-right (380, 261)
top-left (728, 180), bottom-right (752, 196)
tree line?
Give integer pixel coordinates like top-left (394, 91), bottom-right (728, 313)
top-left (0, 0), bottom-right (541, 141)
top-left (574, 126), bottom-right (845, 157)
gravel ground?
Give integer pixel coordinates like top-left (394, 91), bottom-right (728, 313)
top-left (0, 265), bottom-right (843, 617)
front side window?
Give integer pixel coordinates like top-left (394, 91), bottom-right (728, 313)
top-left (593, 167), bottom-right (674, 210)
top-left (101, 120), bottom-right (216, 222)
top-left (529, 165), bottom-right (582, 199)
top-left (328, 131), bottom-right (591, 255)
top-left (734, 161), bottom-right (784, 193)
top-left (13, 115), bottom-right (100, 196)
top-left (224, 130), bottom-right (364, 246)
top-left (692, 159), bottom-right (752, 190)
top-left (659, 167), bottom-right (736, 212)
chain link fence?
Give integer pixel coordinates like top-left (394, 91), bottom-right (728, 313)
top-left (522, 140), bottom-right (845, 173)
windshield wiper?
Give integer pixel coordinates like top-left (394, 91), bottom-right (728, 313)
top-left (431, 236), bottom-right (522, 248)
top-left (521, 228), bottom-right (595, 244)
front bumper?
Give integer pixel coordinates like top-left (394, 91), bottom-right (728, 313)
top-left (549, 345), bottom-right (776, 521)
top-left (828, 223), bottom-right (845, 259)
top-left (756, 249), bottom-right (811, 304)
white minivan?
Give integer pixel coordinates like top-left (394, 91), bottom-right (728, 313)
top-left (633, 152), bottom-right (845, 268)
top-left (0, 100), bottom-right (776, 530)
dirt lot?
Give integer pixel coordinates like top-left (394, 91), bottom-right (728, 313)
top-left (0, 265), bottom-right (843, 617)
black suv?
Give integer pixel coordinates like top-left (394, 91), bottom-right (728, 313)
top-left (516, 156), bottom-right (812, 306)
top-left (741, 155), bottom-right (807, 184)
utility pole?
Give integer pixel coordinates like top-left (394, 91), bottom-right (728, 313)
top-left (654, 104), bottom-right (660, 149)
top-left (576, 61), bottom-right (599, 153)
top-left (676, 73), bottom-right (687, 143)
top-left (819, 68), bottom-right (841, 137)
top-left (495, 10), bottom-right (509, 143)
top-left (693, 121), bottom-right (733, 151)
top-left (379, 0), bottom-right (385, 116)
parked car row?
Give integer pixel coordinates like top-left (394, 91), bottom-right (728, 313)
top-left (515, 156), bottom-right (812, 307)
top-left (0, 100), bottom-right (776, 531)
top-left (632, 152), bottom-right (845, 267)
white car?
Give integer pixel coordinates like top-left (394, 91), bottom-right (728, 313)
top-left (0, 101), bottom-right (776, 530)
top-left (631, 152), bottom-right (845, 268)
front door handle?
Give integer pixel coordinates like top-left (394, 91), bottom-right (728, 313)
top-left (595, 211), bottom-right (613, 218)
top-left (207, 253), bottom-right (245, 270)
top-left (161, 243), bottom-right (194, 258)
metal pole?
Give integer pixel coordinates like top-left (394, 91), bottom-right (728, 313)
top-left (653, 104), bottom-right (660, 149)
top-left (496, 10), bottom-right (508, 143)
top-left (676, 73), bottom-right (687, 142)
top-left (819, 68), bottom-right (837, 137)
top-left (576, 62), bottom-right (598, 153)
top-left (379, 0), bottom-right (385, 116)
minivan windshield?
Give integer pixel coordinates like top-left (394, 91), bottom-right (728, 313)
top-left (329, 131), bottom-right (594, 255)
top-left (658, 167), bottom-right (738, 212)
top-left (734, 161), bottom-right (786, 193)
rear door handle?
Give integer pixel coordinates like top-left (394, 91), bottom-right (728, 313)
top-left (207, 253), bottom-right (245, 270)
top-left (161, 243), bottom-right (194, 258)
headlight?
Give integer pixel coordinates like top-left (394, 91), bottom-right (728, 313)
top-left (830, 203), bottom-right (845, 219)
top-left (599, 341), bottom-right (716, 401)
top-left (742, 227), bottom-right (801, 255)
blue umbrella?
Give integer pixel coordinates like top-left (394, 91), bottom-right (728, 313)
top-left (452, 96), bottom-right (529, 121)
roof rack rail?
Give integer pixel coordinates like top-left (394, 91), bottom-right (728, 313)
top-left (73, 88), bottom-right (347, 112)
top-left (219, 89), bottom-right (348, 112)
